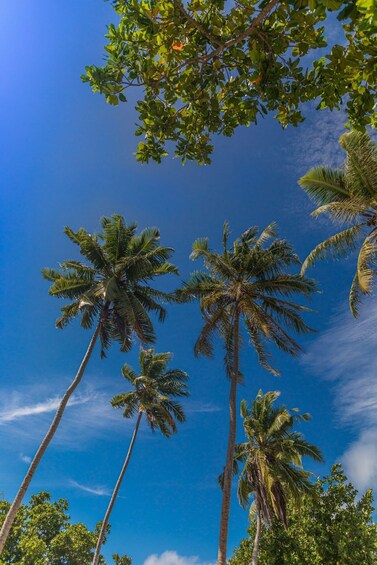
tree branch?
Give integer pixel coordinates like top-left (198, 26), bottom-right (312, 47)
top-left (174, 1), bottom-right (224, 47)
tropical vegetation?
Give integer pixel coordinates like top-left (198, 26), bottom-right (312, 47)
top-left (0, 491), bottom-right (132, 564)
top-left (2, 0), bottom-right (377, 560)
top-left (228, 390), bottom-right (323, 565)
top-left (177, 223), bottom-right (316, 565)
top-left (92, 348), bottom-right (189, 565)
top-left (230, 464), bottom-right (377, 565)
top-left (299, 130), bottom-right (377, 317)
top-left (83, 0), bottom-right (377, 163)
top-left (0, 215), bottom-right (177, 553)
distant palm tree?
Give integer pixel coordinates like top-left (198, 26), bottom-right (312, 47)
top-left (299, 131), bottom-right (377, 317)
top-left (0, 215), bottom-right (177, 553)
top-left (233, 391), bottom-right (323, 565)
top-left (92, 348), bottom-right (189, 565)
top-left (177, 223), bottom-right (316, 565)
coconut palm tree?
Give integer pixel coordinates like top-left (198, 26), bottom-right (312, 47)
top-left (92, 348), bottom-right (189, 565)
top-left (231, 390), bottom-right (323, 565)
top-left (0, 215), bottom-right (177, 553)
top-left (177, 223), bottom-right (316, 565)
top-left (299, 130), bottom-right (377, 317)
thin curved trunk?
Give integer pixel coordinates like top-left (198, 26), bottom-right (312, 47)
top-left (251, 512), bottom-right (262, 565)
top-left (92, 411), bottom-right (143, 565)
top-left (0, 325), bottom-right (100, 554)
top-left (218, 309), bottom-right (240, 565)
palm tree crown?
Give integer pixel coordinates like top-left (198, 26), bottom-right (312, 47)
top-left (179, 222), bottom-right (316, 375)
top-left (112, 348), bottom-right (189, 435)
top-left (42, 214), bottom-right (178, 355)
top-left (299, 131), bottom-right (377, 317)
top-left (234, 390), bottom-right (323, 529)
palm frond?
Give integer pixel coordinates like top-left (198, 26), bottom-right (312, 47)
top-left (190, 237), bottom-right (210, 260)
top-left (101, 214), bottom-right (136, 263)
top-left (55, 302), bottom-right (81, 329)
top-left (244, 315), bottom-right (280, 376)
top-left (194, 305), bottom-right (230, 358)
top-left (301, 225), bottom-right (363, 274)
top-left (64, 227), bottom-right (110, 272)
top-left (252, 275), bottom-right (317, 298)
top-left (311, 200), bottom-right (366, 224)
top-left (255, 222), bottom-right (278, 247)
top-left (299, 166), bottom-right (348, 205)
top-left (356, 235), bottom-right (376, 294)
top-left (45, 273), bottom-right (94, 300)
top-left (349, 272), bottom-right (362, 318)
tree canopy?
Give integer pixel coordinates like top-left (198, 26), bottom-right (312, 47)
top-left (0, 491), bottom-right (131, 564)
top-left (83, 0), bottom-right (377, 164)
top-left (229, 464), bottom-right (377, 565)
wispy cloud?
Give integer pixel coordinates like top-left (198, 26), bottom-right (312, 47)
top-left (0, 380), bottom-right (129, 451)
top-left (0, 394), bottom-right (90, 424)
top-left (185, 401), bottom-right (221, 414)
top-left (285, 107), bottom-right (347, 175)
top-left (19, 453), bottom-right (31, 464)
top-left (304, 301), bottom-right (377, 490)
top-left (143, 551), bottom-right (215, 565)
top-left (69, 479), bottom-right (110, 497)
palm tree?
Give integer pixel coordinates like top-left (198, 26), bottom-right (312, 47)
top-left (299, 130), bottom-right (377, 317)
top-left (232, 390), bottom-right (323, 565)
top-left (0, 215), bottom-right (177, 553)
top-left (177, 223), bottom-right (316, 565)
top-left (92, 348), bottom-right (189, 565)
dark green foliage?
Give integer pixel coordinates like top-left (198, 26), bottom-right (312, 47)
top-left (42, 215), bottom-right (178, 356)
top-left (83, 0), bottom-right (377, 163)
top-left (230, 391), bottom-right (323, 527)
top-left (112, 347), bottom-right (189, 436)
top-left (229, 464), bottom-right (377, 565)
top-left (0, 491), bottom-right (130, 564)
top-left (112, 555), bottom-right (132, 565)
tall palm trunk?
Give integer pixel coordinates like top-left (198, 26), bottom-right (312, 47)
top-left (92, 411), bottom-right (143, 565)
top-left (0, 325), bottom-right (100, 554)
top-left (251, 511), bottom-right (262, 565)
top-left (218, 309), bottom-right (240, 565)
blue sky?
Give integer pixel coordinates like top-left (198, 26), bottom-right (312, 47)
top-left (1, 2), bottom-right (376, 564)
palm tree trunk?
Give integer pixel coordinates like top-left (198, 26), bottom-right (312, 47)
top-left (251, 513), bottom-right (262, 565)
top-left (92, 411), bottom-right (143, 565)
top-left (218, 309), bottom-right (240, 565)
top-left (0, 325), bottom-right (100, 554)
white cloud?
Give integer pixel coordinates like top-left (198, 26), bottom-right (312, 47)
top-left (304, 301), bottom-right (377, 490)
top-left (143, 551), bottom-right (215, 565)
top-left (69, 480), bottom-right (110, 497)
top-left (19, 453), bottom-right (31, 464)
top-left (341, 429), bottom-right (377, 491)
